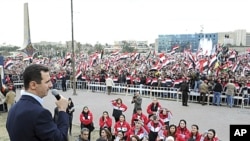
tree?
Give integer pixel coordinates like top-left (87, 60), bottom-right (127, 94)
top-left (87, 48), bottom-right (95, 55)
top-left (82, 43), bottom-right (92, 53)
top-left (121, 41), bottom-right (135, 53)
top-left (0, 46), bottom-right (20, 52)
top-left (76, 42), bottom-right (81, 52)
top-left (94, 43), bottom-right (104, 53)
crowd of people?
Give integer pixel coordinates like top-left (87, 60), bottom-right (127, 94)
top-left (73, 91), bottom-right (220, 141)
top-left (3, 46), bottom-right (250, 89)
top-left (3, 46), bottom-right (250, 141)
top-left (3, 63), bottom-right (222, 141)
top-left (4, 46), bottom-right (250, 100)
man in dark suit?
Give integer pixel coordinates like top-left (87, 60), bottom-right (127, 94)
top-left (180, 78), bottom-right (190, 106)
top-left (6, 64), bottom-right (69, 141)
top-left (61, 73), bottom-right (67, 92)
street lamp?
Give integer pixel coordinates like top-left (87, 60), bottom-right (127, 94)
top-left (71, 0), bottom-right (77, 95)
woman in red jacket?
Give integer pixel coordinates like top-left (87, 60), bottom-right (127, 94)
top-left (146, 98), bottom-right (162, 119)
top-left (167, 124), bottom-right (178, 140)
top-left (188, 124), bottom-right (202, 141)
top-left (156, 125), bottom-right (168, 141)
top-left (176, 119), bottom-right (190, 141)
top-left (111, 98), bottom-right (128, 122)
top-left (158, 108), bottom-right (173, 127)
top-left (113, 114), bottom-right (131, 140)
top-left (200, 129), bottom-right (220, 141)
top-left (99, 111), bottom-right (112, 136)
top-left (79, 106), bottom-right (94, 140)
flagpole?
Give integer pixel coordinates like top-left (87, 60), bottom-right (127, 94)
top-left (71, 0), bottom-right (77, 95)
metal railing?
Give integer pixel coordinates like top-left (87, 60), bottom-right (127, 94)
top-left (13, 80), bottom-right (250, 108)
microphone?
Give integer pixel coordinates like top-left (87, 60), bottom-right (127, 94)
top-left (51, 89), bottom-right (61, 100)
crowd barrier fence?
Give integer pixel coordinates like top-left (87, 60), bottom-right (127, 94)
top-left (12, 80), bottom-right (250, 109)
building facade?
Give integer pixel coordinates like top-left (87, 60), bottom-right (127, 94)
top-left (217, 29), bottom-right (247, 46)
top-left (157, 33), bottom-right (218, 53)
top-left (111, 40), bottom-right (149, 53)
top-left (246, 33), bottom-right (250, 46)
top-left (113, 40), bottom-right (148, 48)
top-left (157, 29), bottom-right (250, 53)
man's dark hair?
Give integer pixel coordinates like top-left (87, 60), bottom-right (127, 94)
top-left (23, 64), bottom-right (50, 90)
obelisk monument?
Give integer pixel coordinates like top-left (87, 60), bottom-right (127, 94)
top-left (20, 3), bottom-right (36, 58)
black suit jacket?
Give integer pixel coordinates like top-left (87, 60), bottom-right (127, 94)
top-left (6, 95), bottom-right (69, 141)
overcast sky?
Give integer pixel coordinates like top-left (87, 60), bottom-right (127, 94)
top-left (0, 0), bottom-right (249, 46)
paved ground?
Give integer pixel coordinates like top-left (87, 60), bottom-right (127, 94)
top-left (1, 89), bottom-right (250, 141)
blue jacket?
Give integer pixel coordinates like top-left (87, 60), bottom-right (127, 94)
top-left (6, 95), bottom-right (69, 141)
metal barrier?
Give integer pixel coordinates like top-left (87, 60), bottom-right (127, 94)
top-left (13, 80), bottom-right (24, 89)
top-left (13, 80), bottom-right (250, 108)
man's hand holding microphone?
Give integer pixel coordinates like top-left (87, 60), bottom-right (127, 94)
top-left (52, 89), bottom-right (68, 112)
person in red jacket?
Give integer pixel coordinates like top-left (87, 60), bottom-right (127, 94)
top-left (166, 124), bottom-right (178, 140)
top-left (113, 114), bottom-right (131, 141)
top-left (158, 108), bottom-right (173, 127)
top-left (200, 129), bottom-right (220, 141)
top-left (147, 115), bottom-right (164, 141)
top-left (126, 120), bottom-right (149, 141)
top-left (176, 119), bottom-right (190, 141)
top-left (146, 98), bottom-right (162, 119)
top-left (156, 125), bottom-right (168, 141)
top-left (114, 131), bottom-right (125, 141)
top-left (80, 106), bottom-right (94, 140)
top-left (131, 107), bottom-right (148, 127)
top-left (188, 124), bottom-right (202, 141)
top-left (111, 98), bottom-right (128, 122)
top-left (99, 111), bottom-right (112, 136)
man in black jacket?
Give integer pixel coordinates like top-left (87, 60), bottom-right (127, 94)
top-left (61, 73), bottom-right (67, 92)
top-left (180, 78), bottom-right (190, 106)
top-left (212, 79), bottom-right (223, 106)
